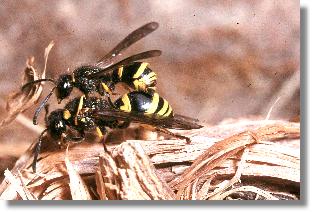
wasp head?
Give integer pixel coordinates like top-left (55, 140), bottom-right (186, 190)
top-left (56, 75), bottom-right (74, 103)
top-left (47, 109), bottom-right (67, 140)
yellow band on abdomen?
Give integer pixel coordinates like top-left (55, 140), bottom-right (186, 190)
top-left (133, 62), bottom-right (148, 78)
top-left (145, 93), bottom-right (159, 114)
top-left (157, 99), bottom-right (169, 116)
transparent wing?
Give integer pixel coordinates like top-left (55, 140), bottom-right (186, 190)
top-left (89, 50), bottom-right (161, 79)
top-left (92, 109), bottom-right (203, 130)
top-left (96, 22), bottom-right (159, 67)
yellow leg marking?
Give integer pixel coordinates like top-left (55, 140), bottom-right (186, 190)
top-left (138, 72), bottom-right (157, 87)
top-left (133, 79), bottom-right (146, 91)
top-left (146, 72), bottom-right (157, 79)
top-left (145, 93), bottom-right (159, 114)
top-left (96, 127), bottom-right (103, 138)
top-left (133, 62), bottom-right (148, 78)
top-left (63, 109), bottom-right (72, 120)
top-left (75, 95), bottom-right (84, 125)
top-left (118, 66), bottom-right (124, 79)
top-left (119, 94), bottom-right (131, 112)
top-left (149, 76), bottom-right (157, 81)
top-left (102, 82), bottom-right (112, 94)
top-left (163, 105), bottom-right (173, 117)
top-left (157, 99), bottom-right (169, 116)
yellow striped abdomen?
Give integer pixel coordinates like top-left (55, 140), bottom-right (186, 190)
top-left (115, 91), bottom-right (173, 118)
top-left (113, 62), bottom-right (157, 93)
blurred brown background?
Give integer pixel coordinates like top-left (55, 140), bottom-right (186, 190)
top-left (0, 0), bottom-right (299, 175)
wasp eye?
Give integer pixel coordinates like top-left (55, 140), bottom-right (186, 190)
top-left (56, 75), bottom-right (73, 101)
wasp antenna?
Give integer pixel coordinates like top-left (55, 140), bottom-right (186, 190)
top-left (146, 21), bottom-right (159, 30)
top-left (32, 128), bottom-right (48, 173)
top-left (33, 86), bottom-right (56, 125)
top-left (21, 78), bottom-right (56, 91)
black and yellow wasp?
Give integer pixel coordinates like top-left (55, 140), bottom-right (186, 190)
top-left (32, 91), bottom-right (203, 172)
top-left (22, 22), bottom-right (161, 125)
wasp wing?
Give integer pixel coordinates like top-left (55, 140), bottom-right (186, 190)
top-left (92, 109), bottom-right (203, 130)
top-left (89, 50), bottom-right (161, 79)
top-left (96, 22), bottom-right (159, 67)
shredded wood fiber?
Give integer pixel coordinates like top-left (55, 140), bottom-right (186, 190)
top-left (0, 120), bottom-right (300, 200)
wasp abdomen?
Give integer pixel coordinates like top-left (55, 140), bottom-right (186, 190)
top-left (115, 91), bottom-right (173, 118)
top-left (113, 62), bottom-right (157, 93)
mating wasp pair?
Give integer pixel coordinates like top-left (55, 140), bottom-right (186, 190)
top-left (24, 22), bottom-right (203, 172)
top-left (22, 22), bottom-right (160, 125)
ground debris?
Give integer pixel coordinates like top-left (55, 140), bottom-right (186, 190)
top-left (0, 41), bottom-right (54, 127)
top-left (0, 119), bottom-right (300, 200)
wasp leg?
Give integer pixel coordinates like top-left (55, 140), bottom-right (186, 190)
top-left (44, 104), bottom-right (49, 123)
top-left (101, 82), bottom-right (113, 96)
top-left (155, 127), bottom-right (191, 144)
top-left (32, 128), bottom-right (48, 173)
top-left (60, 131), bottom-right (85, 148)
top-left (74, 95), bottom-right (85, 125)
top-left (96, 126), bottom-right (109, 152)
top-left (108, 96), bottom-right (117, 109)
top-left (68, 135), bottom-right (85, 143)
top-left (117, 121), bottom-right (130, 129)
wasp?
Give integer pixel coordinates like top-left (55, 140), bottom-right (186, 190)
top-left (32, 92), bottom-right (203, 172)
top-left (22, 22), bottom-right (161, 125)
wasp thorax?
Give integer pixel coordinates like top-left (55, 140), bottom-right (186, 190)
top-left (56, 75), bottom-right (74, 102)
